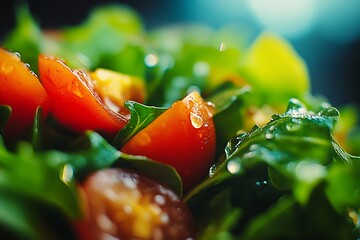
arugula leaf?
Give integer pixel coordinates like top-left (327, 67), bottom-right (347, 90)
top-left (112, 100), bottom-right (167, 148)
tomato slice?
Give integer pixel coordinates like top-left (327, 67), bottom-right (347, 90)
top-left (121, 91), bottom-right (216, 191)
top-left (0, 48), bottom-right (49, 139)
top-left (38, 54), bottom-right (128, 135)
top-left (76, 168), bottom-right (196, 240)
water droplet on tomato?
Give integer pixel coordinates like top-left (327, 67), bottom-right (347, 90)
top-left (14, 51), bottom-right (21, 60)
top-left (205, 101), bottom-right (215, 117)
top-left (68, 79), bottom-right (83, 98)
top-left (1, 62), bottom-right (14, 74)
top-left (190, 112), bottom-right (203, 129)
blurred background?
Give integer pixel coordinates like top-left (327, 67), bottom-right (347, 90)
top-left (1, 0), bottom-right (360, 108)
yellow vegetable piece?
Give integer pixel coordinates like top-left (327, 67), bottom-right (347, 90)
top-left (240, 32), bottom-right (310, 103)
top-left (90, 68), bottom-right (146, 113)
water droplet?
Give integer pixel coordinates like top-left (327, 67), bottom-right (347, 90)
top-left (209, 163), bottom-right (219, 177)
top-left (285, 122), bottom-right (301, 132)
top-left (249, 144), bottom-right (259, 152)
top-left (265, 132), bottom-right (273, 139)
top-left (14, 51), bottom-right (21, 60)
top-left (255, 180), bottom-right (268, 191)
top-left (1, 62), bottom-right (14, 74)
top-left (286, 98), bottom-right (307, 113)
top-left (154, 195), bottom-right (166, 205)
top-left (219, 42), bottom-right (227, 52)
top-left (190, 112), bottom-right (203, 129)
top-left (61, 164), bottom-right (73, 184)
top-left (30, 71), bottom-right (38, 78)
top-left (144, 53), bottom-right (159, 67)
top-left (24, 63), bottom-right (31, 69)
top-left (319, 107), bottom-right (340, 119)
top-left (227, 160), bottom-right (241, 174)
top-left (204, 101), bottom-right (215, 118)
top-left (68, 79), bottom-right (83, 98)
top-left (269, 125), bottom-right (276, 131)
top-left (270, 114), bottom-right (280, 121)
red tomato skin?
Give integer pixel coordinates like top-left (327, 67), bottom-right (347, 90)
top-left (0, 48), bottom-right (49, 139)
top-left (38, 54), bottom-right (128, 135)
top-left (122, 91), bottom-right (216, 191)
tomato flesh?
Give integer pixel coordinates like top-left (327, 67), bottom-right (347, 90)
top-left (38, 55), bottom-right (128, 135)
top-left (122, 91), bottom-right (216, 191)
top-left (78, 168), bottom-right (196, 240)
top-left (0, 48), bottom-right (49, 139)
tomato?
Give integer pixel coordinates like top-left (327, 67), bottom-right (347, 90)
top-left (38, 54), bottom-right (128, 136)
top-left (121, 91), bottom-right (216, 191)
top-left (77, 168), bottom-right (196, 240)
top-left (0, 48), bottom-right (49, 140)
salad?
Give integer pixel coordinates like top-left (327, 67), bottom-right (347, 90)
top-left (1, 3), bottom-right (360, 240)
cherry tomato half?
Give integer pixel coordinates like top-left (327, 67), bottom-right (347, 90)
top-left (121, 91), bottom-right (216, 191)
top-left (38, 54), bottom-right (128, 136)
top-left (77, 168), bottom-right (196, 240)
top-left (0, 48), bottom-right (49, 140)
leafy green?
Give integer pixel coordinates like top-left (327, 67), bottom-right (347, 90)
top-left (56, 131), bottom-right (183, 196)
top-left (0, 142), bottom-right (80, 239)
top-left (114, 152), bottom-right (183, 197)
top-left (185, 98), bottom-right (360, 239)
top-left (113, 100), bottom-right (167, 148)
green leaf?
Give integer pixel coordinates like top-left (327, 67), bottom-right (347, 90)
top-left (114, 152), bottom-right (183, 197)
top-left (64, 131), bottom-right (183, 196)
top-left (326, 163), bottom-right (360, 212)
top-left (66, 131), bottom-right (121, 180)
top-left (0, 143), bottom-right (81, 221)
top-left (0, 192), bottom-right (78, 240)
top-left (195, 188), bottom-right (242, 240)
top-left (112, 101), bottom-right (167, 148)
top-left (208, 84), bottom-right (251, 153)
top-left (186, 99), bottom-right (336, 206)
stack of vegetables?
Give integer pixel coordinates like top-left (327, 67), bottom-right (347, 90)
top-left (1, 4), bottom-right (360, 240)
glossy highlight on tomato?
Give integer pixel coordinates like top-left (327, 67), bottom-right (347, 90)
top-left (121, 91), bottom-right (216, 191)
top-left (38, 54), bottom-right (128, 136)
top-left (77, 168), bottom-right (196, 240)
top-left (0, 48), bottom-right (49, 140)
